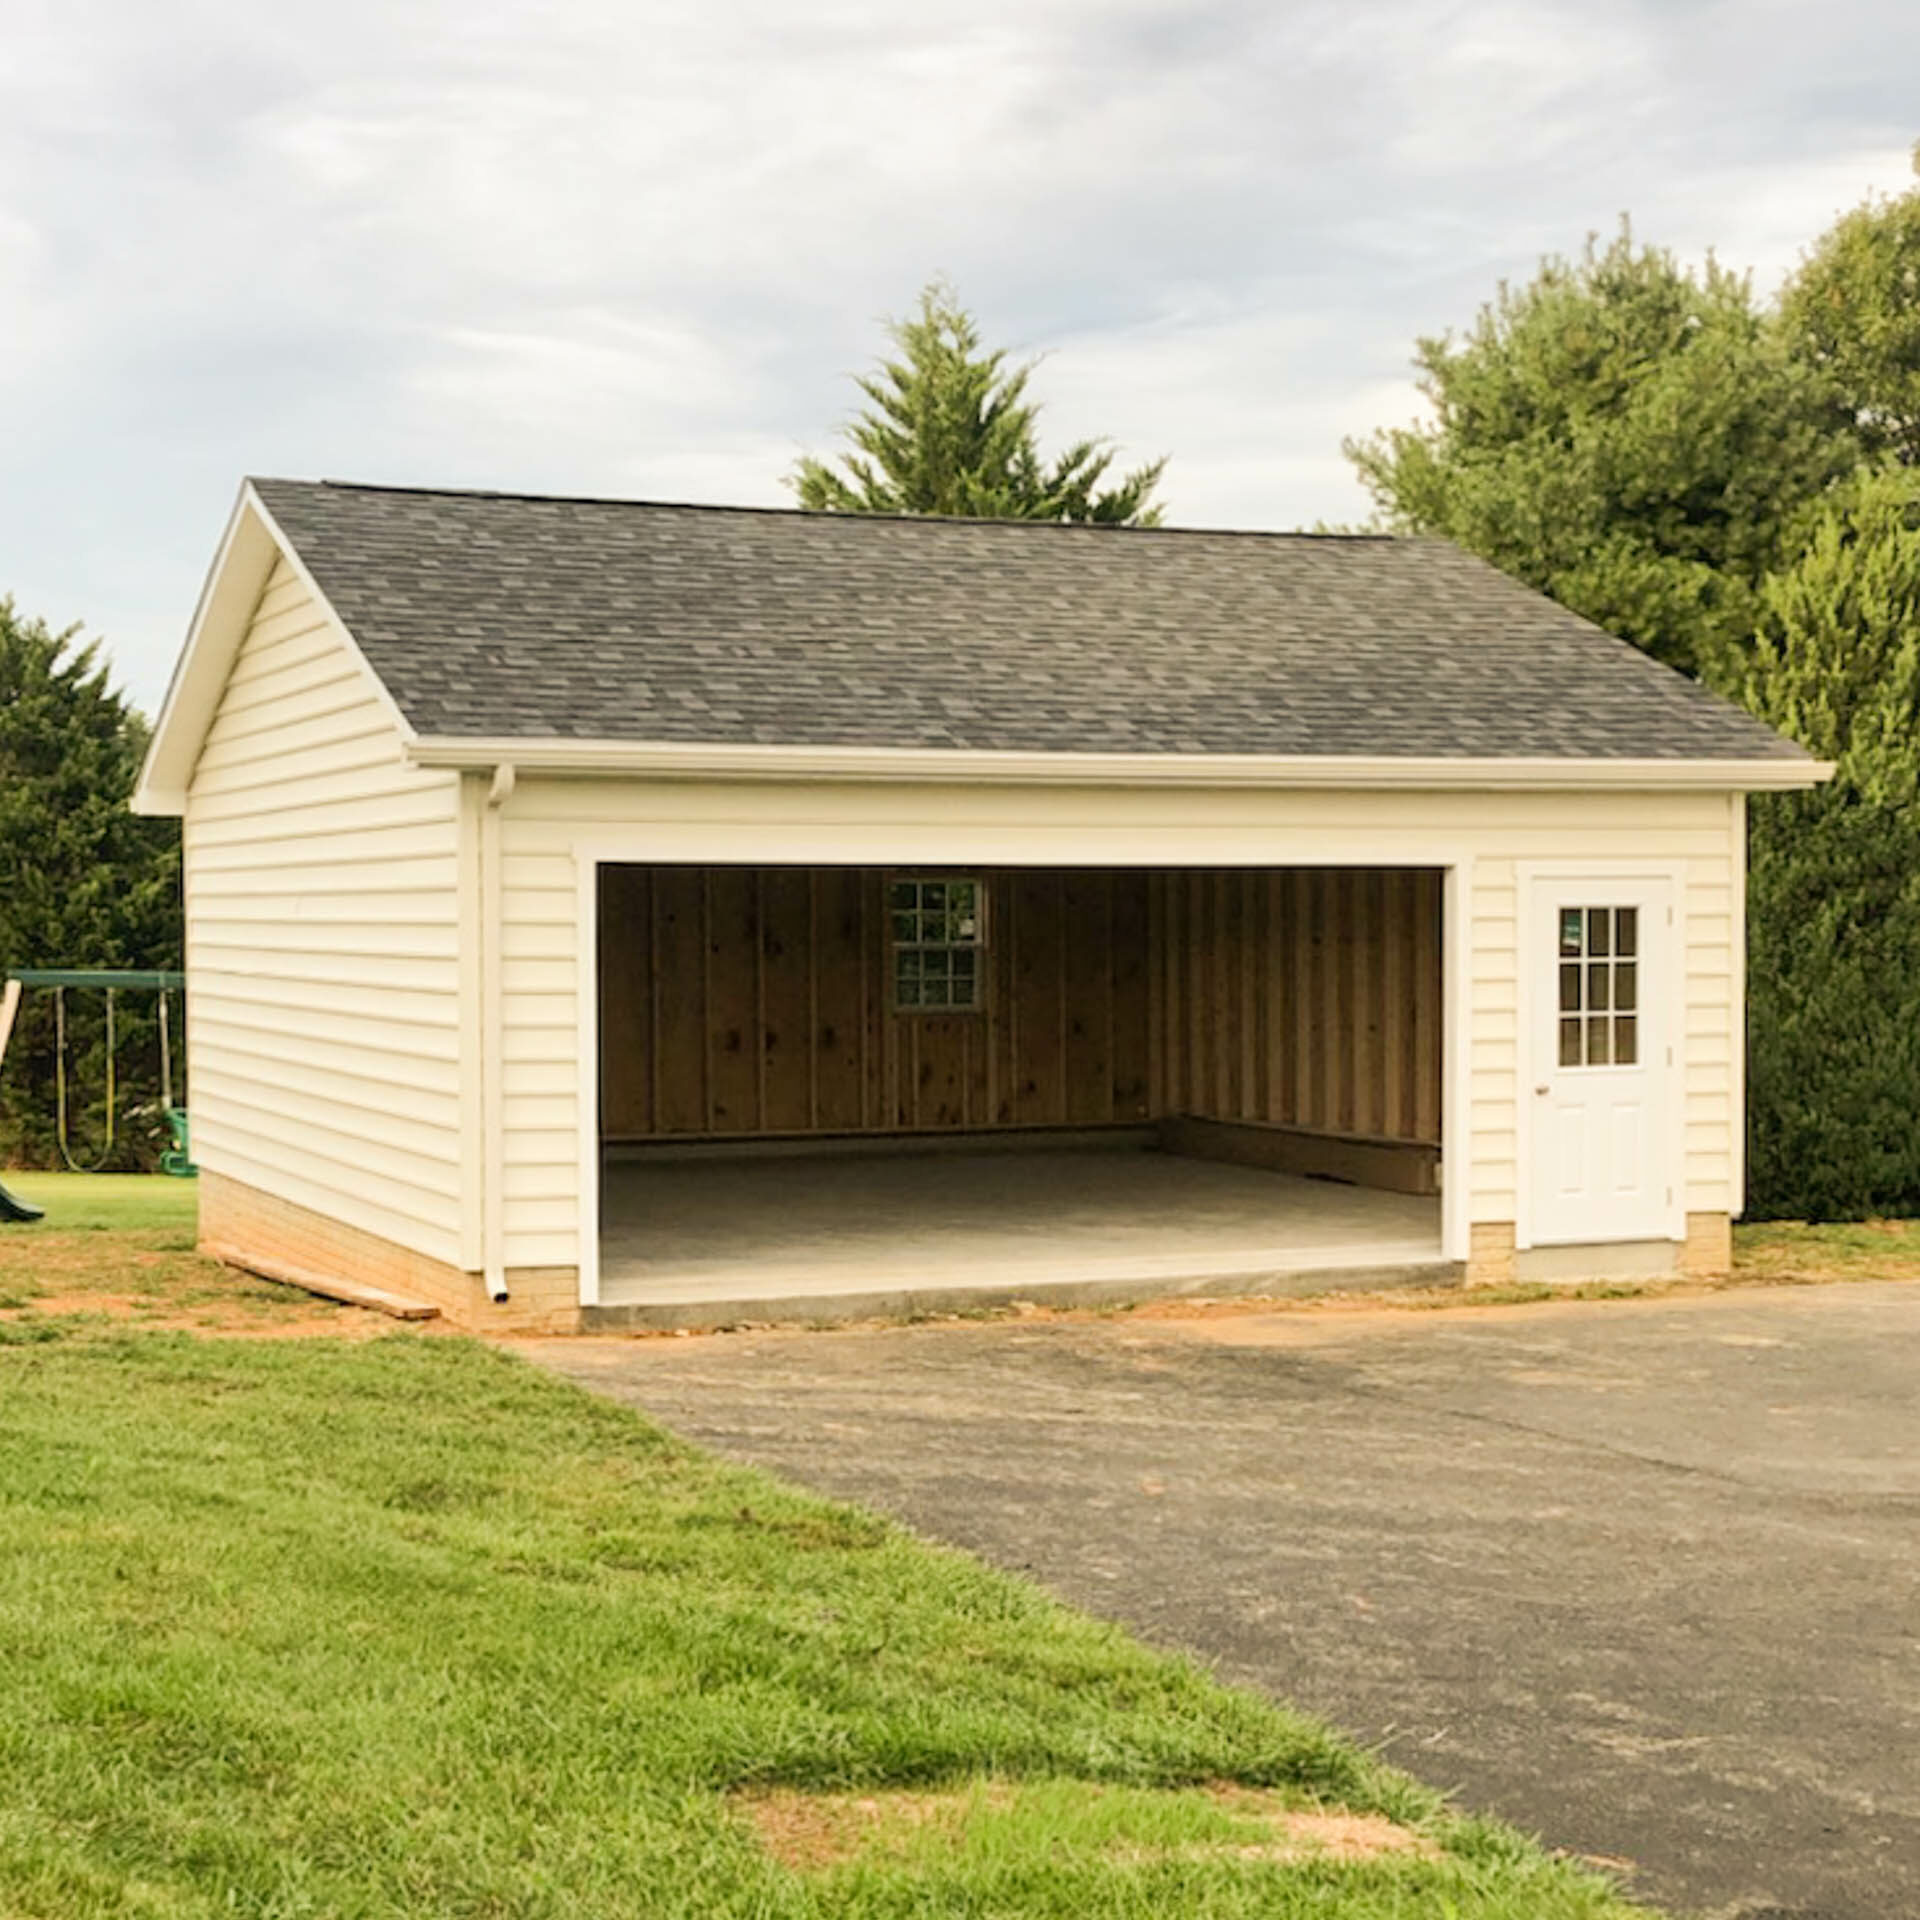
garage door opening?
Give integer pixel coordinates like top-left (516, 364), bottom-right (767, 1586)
top-left (589, 865), bottom-right (1450, 1326)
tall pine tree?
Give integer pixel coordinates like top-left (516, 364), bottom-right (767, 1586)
top-left (793, 281), bottom-right (1166, 525)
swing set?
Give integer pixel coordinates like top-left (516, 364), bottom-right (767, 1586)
top-left (0, 970), bottom-right (192, 1222)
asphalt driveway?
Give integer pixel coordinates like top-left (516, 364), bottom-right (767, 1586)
top-left (523, 1280), bottom-right (1920, 1919)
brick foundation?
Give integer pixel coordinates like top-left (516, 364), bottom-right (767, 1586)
top-left (1468, 1212), bottom-right (1734, 1287)
top-left (1681, 1211), bottom-right (1733, 1276)
top-left (1466, 1221), bottom-right (1517, 1287)
top-left (198, 1169), bottom-right (580, 1333)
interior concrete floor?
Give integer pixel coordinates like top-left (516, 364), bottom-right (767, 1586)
top-left (593, 1144), bottom-right (1447, 1327)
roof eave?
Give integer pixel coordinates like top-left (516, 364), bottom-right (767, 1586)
top-left (404, 737), bottom-right (1833, 792)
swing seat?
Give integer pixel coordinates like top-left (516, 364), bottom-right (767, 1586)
top-left (160, 1107), bottom-right (197, 1180)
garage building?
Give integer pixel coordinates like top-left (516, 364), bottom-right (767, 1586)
top-left (133, 479), bottom-right (1826, 1330)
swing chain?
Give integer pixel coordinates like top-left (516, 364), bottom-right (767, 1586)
top-left (54, 985), bottom-right (118, 1174)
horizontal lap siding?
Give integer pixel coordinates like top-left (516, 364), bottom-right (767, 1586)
top-left (1684, 857), bottom-right (1738, 1213)
top-left (184, 558), bottom-right (465, 1265)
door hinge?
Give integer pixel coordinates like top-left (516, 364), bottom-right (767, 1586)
top-left (1666, 1186), bottom-right (1674, 1206)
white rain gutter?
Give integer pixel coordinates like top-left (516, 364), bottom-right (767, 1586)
top-left (406, 737), bottom-right (1833, 792)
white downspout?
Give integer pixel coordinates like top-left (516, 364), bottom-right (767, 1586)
top-left (480, 763), bottom-right (515, 1302)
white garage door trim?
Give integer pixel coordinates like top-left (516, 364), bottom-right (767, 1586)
top-left (570, 824), bottom-right (1476, 1308)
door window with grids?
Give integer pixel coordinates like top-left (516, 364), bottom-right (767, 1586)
top-left (891, 877), bottom-right (985, 1011)
top-left (1558, 905), bottom-right (1639, 1067)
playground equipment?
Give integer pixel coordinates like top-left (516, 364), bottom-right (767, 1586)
top-left (0, 971), bottom-right (192, 1218)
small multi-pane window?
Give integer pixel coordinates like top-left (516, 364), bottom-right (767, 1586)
top-left (1558, 906), bottom-right (1639, 1068)
top-left (891, 877), bottom-right (984, 1011)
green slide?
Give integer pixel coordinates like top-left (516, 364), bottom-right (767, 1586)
top-left (0, 1178), bottom-right (43, 1223)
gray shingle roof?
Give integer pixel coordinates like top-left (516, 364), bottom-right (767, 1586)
top-left (249, 477), bottom-right (1807, 763)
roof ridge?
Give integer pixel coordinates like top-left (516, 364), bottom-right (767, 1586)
top-left (250, 476), bottom-right (1401, 543)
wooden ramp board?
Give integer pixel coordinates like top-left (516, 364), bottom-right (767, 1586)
top-left (203, 1241), bottom-right (441, 1321)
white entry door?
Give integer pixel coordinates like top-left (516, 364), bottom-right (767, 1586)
top-left (1528, 876), bottom-right (1675, 1246)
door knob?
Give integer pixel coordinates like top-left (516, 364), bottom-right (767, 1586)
top-left (1534, 1083), bottom-right (1549, 1095)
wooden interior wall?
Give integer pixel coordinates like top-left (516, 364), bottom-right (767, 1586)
top-left (597, 867), bottom-right (1155, 1140)
top-left (598, 865), bottom-right (1442, 1146)
top-left (1153, 870), bottom-right (1443, 1144)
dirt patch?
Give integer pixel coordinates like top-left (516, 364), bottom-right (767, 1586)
top-left (733, 1782), bottom-right (1436, 1873)
top-left (739, 1786), bottom-right (989, 1870)
top-left (0, 1233), bottom-right (427, 1339)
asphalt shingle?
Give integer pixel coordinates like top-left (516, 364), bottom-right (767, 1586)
top-left (249, 478), bottom-right (1809, 764)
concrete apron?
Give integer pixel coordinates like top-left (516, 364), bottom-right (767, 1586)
top-left (587, 1145), bottom-right (1454, 1330)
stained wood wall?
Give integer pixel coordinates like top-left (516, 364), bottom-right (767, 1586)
top-left (1153, 869), bottom-right (1443, 1145)
top-left (598, 865), bottom-right (1441, 1145)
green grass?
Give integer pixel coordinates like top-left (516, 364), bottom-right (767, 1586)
top-left (1735, 1215), bottom-right (1920, 1282)
top-left (1, 1171), bottom-right (199, 1238)
top-left (0, 1321), bottom-right (1653, 1917)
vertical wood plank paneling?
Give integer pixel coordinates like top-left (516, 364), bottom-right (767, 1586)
top-left (1382, 869), bottom-right (1408, 1140)
top-left (1012, 870), bottom-right (1066, 1124)
top-left (1111, 872), bottom-right (1151, 1121)
top-left (1063, 870), bottom-right (1113, 1123)
top-left (760, 868), bottom-right (812, 1132)
top-left (704, 868), bottom-right (757, 1132)
top-left (806, 872), bottom-right (821, 1130)
top-left (1353, 871), bottom-right (1378, 1137)
top-left (1263, 872), bottom-right (1284, 1124)
top-left (596, 865), bottom-right (651, 1137)
top-left (652, 868), bottom-right (707, 1133)
top-left (813, 867), bottom-right (866, 1130)
top-left (1289, 869), bottom-right (1312, 1129)
top-left (1144, 874), bottom-right (1164, 1116)
top-left (1415, 869), bottom-right (1443, 1142)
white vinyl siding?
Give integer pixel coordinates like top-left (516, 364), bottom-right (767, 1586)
top-left (497, 777), bottom-right (1745, 1275)
top-left (183, 557), bottom-right (466, 1265)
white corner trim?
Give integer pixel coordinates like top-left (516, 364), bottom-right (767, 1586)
top-left (1442, 858), bottom-right (1473, 1263)
top-left (404, 735), bottom-right (1834, 793)
top-left (574, 849), bottom-right (601, 1310)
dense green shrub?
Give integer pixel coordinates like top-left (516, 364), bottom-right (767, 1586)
top-left (1743, 472), bottom-right (1920, 1218)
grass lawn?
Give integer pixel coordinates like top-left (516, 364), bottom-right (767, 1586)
top-left (0, 1187), bottom-right (1659, 1918)
top-left (1, 1171), bottom-right (199, 1238)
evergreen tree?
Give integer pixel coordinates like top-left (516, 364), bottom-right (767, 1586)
top-left (793, 281), bottom-right (1167, 525)
top-left (1347, 227), bottom-right (1855, 679)
top-left (0, 600), bottom-right (181, 1168)
top-left (1781, 147), bottom-right (1920, 468)
top-left (1742, 471), bottom-right (1920, 1218)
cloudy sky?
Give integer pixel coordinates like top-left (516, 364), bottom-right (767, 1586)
top-left (3, 0), bottom-right (1914, 713)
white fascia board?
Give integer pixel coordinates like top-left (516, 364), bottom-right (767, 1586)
top-left (403, 735), bottom-right (1834, 793)
top-left (131, 481), bottom-right (420, 816)
top-left (132, 484), bottom-right (271, 815)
